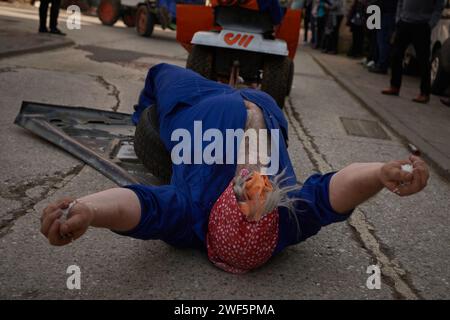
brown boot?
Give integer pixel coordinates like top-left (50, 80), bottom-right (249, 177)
top-left (441, 98), bottom-right (450, 107)
top-left (412, 94), bottom-right (430, 104)
top-left (381, 87), bottom-right (400, 96)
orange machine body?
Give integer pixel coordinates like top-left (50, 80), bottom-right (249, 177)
top-left (176, 4), bottom-right (301, 59)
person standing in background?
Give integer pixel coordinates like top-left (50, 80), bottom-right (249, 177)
top-left (321, 0), bottom-right (344, 54)
top-left (369, 0), bottom-right (398, 74)
top-left (382, 0), bottom-right (446, 104)
top-left (311, 0), bottom-right (319, 46)
top-left (303, 0), bottom-right (313, 43)
top-left (39, 0), bottom-right (65, 35)
top-left (314, 0), bottom-right (329, 49)
top-left (346, 0), bottom-right (366, 58)
top-left (365, 0), bottom-right (379, 69)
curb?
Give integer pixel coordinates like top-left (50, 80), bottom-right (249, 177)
top-left (311, 53), bottom-right (450, 182)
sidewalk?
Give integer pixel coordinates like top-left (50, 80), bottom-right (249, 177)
top-left (308, 47), bottom-right (450, 180)
top-left (0, 7), bottom-right (74, 59)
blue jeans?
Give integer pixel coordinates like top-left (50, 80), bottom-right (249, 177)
top-left (376, 13), bottom-right (396, 70)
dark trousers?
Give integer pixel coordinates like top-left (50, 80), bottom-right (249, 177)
top-left (310, 15), bottom-right (316, 44)
top-left (390, 21), bottom-right (431, 95)
top-left (376, 13), bottom-right (396, 70)
top-left (349, 25), bottom-right (364, 57)
top-left (367, 29), bottom-right (378, 63)
top-left (303, 5), bottom-right (312, 42)
top-left (322, 15), bottom-right (343, 52)
top-left (39, 0), bottom-right (61, 30)
top-left (315, 16), bottom-right (326, 49)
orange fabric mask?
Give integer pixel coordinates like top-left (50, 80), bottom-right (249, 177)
top-left (238, 171), bottom-right (273, 221)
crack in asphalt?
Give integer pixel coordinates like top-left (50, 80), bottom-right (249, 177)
top-left (93, 75), bottom-right (121, 112)
top-left (0, 164), bottom-right (84, 238)
top-left (284, 97), bottom-right (420, 299)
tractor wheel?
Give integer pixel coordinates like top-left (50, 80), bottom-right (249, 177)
top-left (97, 0), bottom-right (121, 26)
top-left (287, 59), bottom-right (294, 96)
top-left (431, 48), bottom-right (449, 95)
top-left (136, 5), bottom-right (155, 37)
top-left (186, 45), bottom-right (214, 79)
top-left (134, 106), bottom-right (172, 184)
top-left (122, 8), bottom-right (136, 28)
top-left (261, 55), bottom-right (291, 109)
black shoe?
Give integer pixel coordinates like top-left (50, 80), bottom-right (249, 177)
top-left (49, 28), bottom-right (66, 36)
top-left (369, 66), bottom-right (388, 74)
top-left (38, 27), bottom-right (48, 33)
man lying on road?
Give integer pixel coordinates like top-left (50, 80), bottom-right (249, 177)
top-left (40, 64), bottom-right (429, 274)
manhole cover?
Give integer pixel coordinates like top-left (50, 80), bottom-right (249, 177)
top-left (340, 117), bottom-right (390, 140)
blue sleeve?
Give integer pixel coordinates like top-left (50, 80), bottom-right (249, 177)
top-left (114, 184), bottom-right (196, 248)
top-left (276, 172), bottom-right (353, 252)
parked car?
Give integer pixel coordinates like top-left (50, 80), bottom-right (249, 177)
top-left (403, 0), bottom-right (450, 95)
top-left (430, 0), bottom-right (450, 94)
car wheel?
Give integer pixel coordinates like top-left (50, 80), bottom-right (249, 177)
top-left (134, 106), bottom-right (172, 184)
top-left (431, 48), bottom-right (449, 95)
top-left (97, 0), bottom-right (121, 26)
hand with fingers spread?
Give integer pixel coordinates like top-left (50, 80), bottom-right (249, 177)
top-left (379, 155), bottom-right (429, 197)
top-left (40, 198), bottom-right (94, 246)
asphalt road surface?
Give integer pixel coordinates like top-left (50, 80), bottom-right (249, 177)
top-left (0, 3), bottom-right (449, 299)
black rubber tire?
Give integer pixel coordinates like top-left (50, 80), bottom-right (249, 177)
top-left (136, 5), bottom-right (155, 37)
top-left (287, 59), bottom-right (294, 96)
top-left (186, 45), bottom-right (214, 79)
top-left (122, 8), bottom-right (136, 27)
top-left (261, 55), bottom-right (291, 108)
top-left (97, 0), bottom-right (121, 26)
top-left (431, 49), bottom-right (449, 95)
top-left (134, 107), bottom-right (172, 184)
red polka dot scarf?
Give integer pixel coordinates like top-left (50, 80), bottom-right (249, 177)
top-left (207, 179), bottom-right (279, 274)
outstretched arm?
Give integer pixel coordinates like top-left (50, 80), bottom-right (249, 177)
top-left (40, 188), bottom-right (141, 246)
top-left (329, 155), bottom-right (429, 214)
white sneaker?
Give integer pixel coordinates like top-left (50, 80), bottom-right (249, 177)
top-left (366, 60), bottom-right (375, 68)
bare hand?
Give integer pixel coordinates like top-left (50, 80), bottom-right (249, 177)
top-left (40, 198), bottom-right (94, 246)
top-left (379, 155), bottom-right (429, 196)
